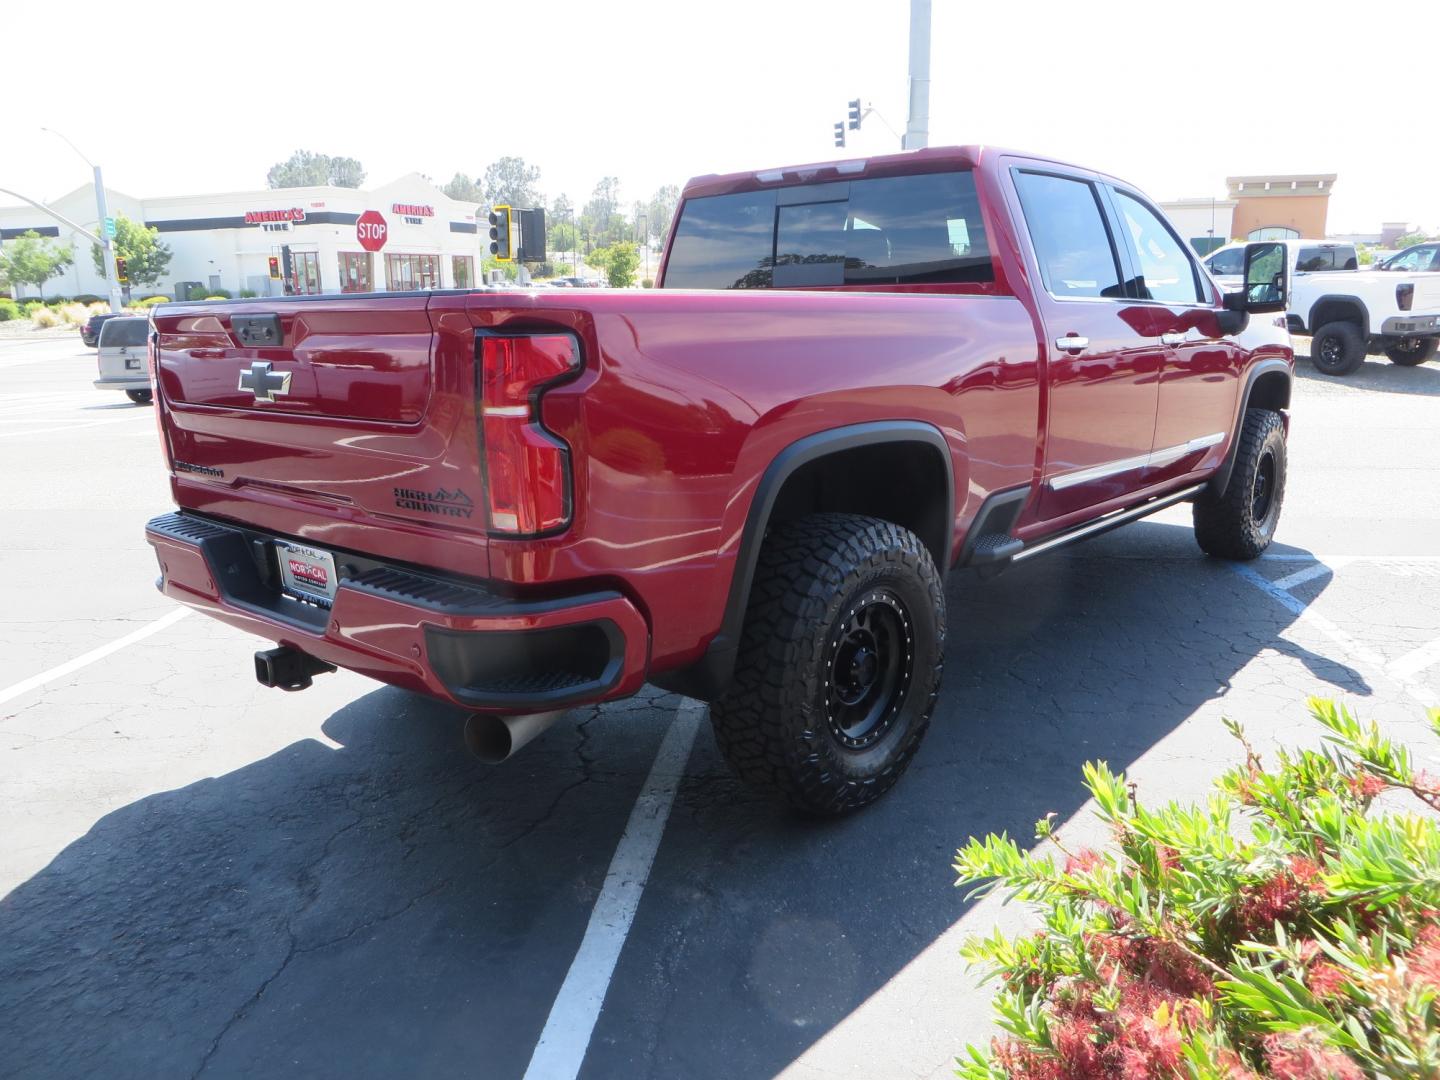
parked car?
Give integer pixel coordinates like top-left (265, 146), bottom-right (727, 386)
top-left (1202, 239), bottom-right (1357, 292)
top-left (94, 316), bottom-right (153, 404)
top-left (1204, 240), bottom-right (1440, 374)
top-left (145, 144), bottom-right (1293, 815)
top-left (1376, 241), bottom-right (1440, 273)
top-left (80, 311), bottom-right (123, 348)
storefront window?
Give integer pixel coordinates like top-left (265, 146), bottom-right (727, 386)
top-left (339, 252), bottom-right (373, 293)
top-left (385, 254), bottom-right (441, 291)
top-left (452, 255), bottom-right (474, 289)
top-left (290, 251), bottom-right (322, 295)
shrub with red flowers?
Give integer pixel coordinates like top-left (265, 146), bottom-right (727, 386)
top-left (954, 698), bottom-right (1440, 1079)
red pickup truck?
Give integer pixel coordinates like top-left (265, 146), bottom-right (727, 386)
top-left (145, 145), bottom-right (1294, 815)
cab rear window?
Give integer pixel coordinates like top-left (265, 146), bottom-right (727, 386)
top-left (663, 171), bottom-right (993, 289)
top-left (1296, 246), bottom-right (1357, 272)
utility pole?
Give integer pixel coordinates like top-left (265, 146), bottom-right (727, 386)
top-left (902, 0), bottom-right (932, 151)
top-left (42, 128), bottom-right (123, 312)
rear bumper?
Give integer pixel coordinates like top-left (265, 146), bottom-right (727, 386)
top-left (144, 511), bottom-right (650, 712)
top-left (94, 374), bottom-right (150, 391)
top-left (1381, 314), bottom-right (1440, 336)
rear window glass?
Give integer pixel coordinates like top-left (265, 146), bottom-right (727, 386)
top-left (99, 318), bottom-right (149, 347)
top-left (1296, 246), bottom-right (1357, 272)
top-left (1206, 247), bottom-right (1244, 276)
top-left (663, 171), bottom-right (993, 289)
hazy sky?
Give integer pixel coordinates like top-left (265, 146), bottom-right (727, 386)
top-left (6, 0), bottom-right (1437, 234)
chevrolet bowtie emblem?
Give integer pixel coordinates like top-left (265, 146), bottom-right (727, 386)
top-left (238, 360), bottom-right (292, 403)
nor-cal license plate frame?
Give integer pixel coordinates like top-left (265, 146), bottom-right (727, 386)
top-left (275, 540), bottom-right (339, 606)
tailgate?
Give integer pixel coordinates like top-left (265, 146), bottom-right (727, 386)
top-left (152, 294), bottom-right (492, 565)
top-left (1414, 276), bottom-right (1440, 313)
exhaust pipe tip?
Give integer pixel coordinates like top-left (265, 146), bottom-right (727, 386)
top-left (464, 710), bottom-right (565, 764)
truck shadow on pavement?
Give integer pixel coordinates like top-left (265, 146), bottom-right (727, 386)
top-left (0, 524), bottom-right (1365, 1080)
top-left (1294, 352), bottom-right (1440, 395)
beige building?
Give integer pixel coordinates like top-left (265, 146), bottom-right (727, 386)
top-left (1227, 173), bottom-right (1336, 241)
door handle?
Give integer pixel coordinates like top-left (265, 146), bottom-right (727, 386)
top-left (1054, 336), bottom-right (1089, 353)
top-left (1159, 332), bottom-right (1186, 346)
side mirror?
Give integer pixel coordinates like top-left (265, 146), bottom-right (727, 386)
top-left (1234, 241), bottom-right (1288, 314)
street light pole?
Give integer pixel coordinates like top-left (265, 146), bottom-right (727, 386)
top-left (902, 0), bottom-right (932, 151)
top-left (41, 128), bottom-right (123, 312)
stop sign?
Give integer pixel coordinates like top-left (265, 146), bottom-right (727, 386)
top-left (356, 209), bottom-right (387, 252)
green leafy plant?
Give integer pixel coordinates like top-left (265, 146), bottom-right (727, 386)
top-left (955, 699), bottom-right (1440, 1079)
top-left (0, 298), bottom-right (20, 322)
top-left (131, 296), bottom-right (169, 308)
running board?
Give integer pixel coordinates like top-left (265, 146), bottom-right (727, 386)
top-left (1011, 484), bottom-right (1207, 564)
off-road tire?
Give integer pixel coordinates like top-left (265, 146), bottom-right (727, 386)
top-left (1193, 409), bottom-right (1286, 561)
top-left (1384, 337), bottom-right (1438, 366)
top-left (125, 389), bottom-right (153, 405)
top-left (709, 513), bottom-right (945, 817)
top-left (1310, 321), bottom-right (1365, 376)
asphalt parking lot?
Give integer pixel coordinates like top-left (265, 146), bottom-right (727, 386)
top-left (2, 332), bottom-right (1438, 1080)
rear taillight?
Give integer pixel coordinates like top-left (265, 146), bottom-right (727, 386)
top-left (479, 333), bottom-right (582, 535)
top-left (1398, 283), bottom-right (1415, 311)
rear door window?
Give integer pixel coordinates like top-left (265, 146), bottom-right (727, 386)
top-left (663, 171), bottom-right (993, 289)
top-left (1012, 171), bottom-right (1124, 299)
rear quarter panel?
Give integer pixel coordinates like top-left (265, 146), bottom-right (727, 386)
top-left (464, 288), bottom-right (1040, 672)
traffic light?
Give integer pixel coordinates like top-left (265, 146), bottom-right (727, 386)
top-left (833, 122), bottom-right (845, 148)
top-left (489, 206), bottom-right (513, 262)
top-left (848, 99), bottom-right (862, 130)
top-left (519, 208), bottom-right (546, 263)
top-left (267, 256), bottom-right (281, 280)
top-left (114, 257), bottom-right (129, 284)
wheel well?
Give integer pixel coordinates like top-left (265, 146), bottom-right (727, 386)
top-left (1247, 368), bottom-right (1291, 412)
top-left (767, 441), bottom-right (950, 569)
top-left (1308, 297), bottom-right (1368, 338)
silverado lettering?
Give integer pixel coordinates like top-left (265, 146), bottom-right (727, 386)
top-left (144, 144), bottom-right (1295, 816)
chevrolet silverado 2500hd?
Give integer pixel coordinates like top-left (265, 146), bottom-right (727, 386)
top-left (144, 145), bottom-right (1294, 815)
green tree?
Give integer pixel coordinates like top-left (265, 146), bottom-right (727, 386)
top-left (587, 241), bottom-right (640, 288)
top-left (0, 231), bottom-right (73, 299)
top-left (443, 173), bottom-right (483, 202)
top-left (481, 157), bottom-right (543, 209)
top-left (266, 150), bottom-right (366, 189)
top-left (91, 214), bottom-right (171, 289)
top-left (1394, 231), bottom-right (1434, 250)
top-left (582, 177), bottom-right (628, 248)
top-left (646, 184), bottom-right (679, 243)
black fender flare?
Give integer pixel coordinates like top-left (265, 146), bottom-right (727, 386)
top-left (1307, 294), bottom-right (1369, 338)
top-left (650, 420), bottom-right (955, 701)
top-left (1207, 358), bottom-right (1292, 496)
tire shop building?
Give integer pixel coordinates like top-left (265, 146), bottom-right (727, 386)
top-left (0, 174), bottom-right (486, 300)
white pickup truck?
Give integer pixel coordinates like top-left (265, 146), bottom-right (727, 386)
top-left (1204, 239), bottom-right (1440, 376)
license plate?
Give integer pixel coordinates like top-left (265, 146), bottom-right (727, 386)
top-left (275, 541), bottom-right (338, 604)
top-left (125, 357), bottom-right (141, 370)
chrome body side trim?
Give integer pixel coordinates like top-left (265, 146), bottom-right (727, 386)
top-left (1049, 432), bottom-right (1226, 491)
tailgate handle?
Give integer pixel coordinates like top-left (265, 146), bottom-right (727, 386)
top-left (232, 314), bottom-right (282, 347)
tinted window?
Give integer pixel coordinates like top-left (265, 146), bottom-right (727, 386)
top-left (99, 318), bottom-right (149, 347)
top-left (664, 189), bottom-right (778, 289)
top-left (662, 171), bottom-right (993, 289)
top-left (1296, 246), bottom-right (1357, 272)
top-left (1113, 190), bottom-right (1202, 304)
top-left (1207, 247), bottom-right (1244, 276)
top-left (1386, 245), bottom-right (1438, 272)
top-left (1013, 171), bottom-right (1123, 299)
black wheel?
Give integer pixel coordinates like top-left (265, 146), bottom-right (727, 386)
top-left (709, 513), bottom-right (945, 817)
top-left (126, 390), bottom-right (153, 405)
top-left (1310, 321), bottom-right (1365, 376)
top-left (1384, 337), bottom-right (1438, 366)
top-left (1193, 409), bottom-right (1286, 561)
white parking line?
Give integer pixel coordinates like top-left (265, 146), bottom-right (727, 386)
top-left (1231, 563), bottom-right (1437, 709)
top-left (1390, 637), bottom-right (1440, 681)
top-left (0, 608), bottom-right (191, 709)
top-left (1271, 559), bottom-right (1353, 591)
top-left (522, 698), bottom-right (704, 1080)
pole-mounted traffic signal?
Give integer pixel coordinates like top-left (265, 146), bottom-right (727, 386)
top-left (267, 256), bottom-right (281, 280)
top-left (489, 206), bottom-right (513, 262)
top-left (833, 122), bottom-right (846, 148)
top-left (114, 257), bottom-right (129, 284)
top-left (848, 98), bottom-right (863, 130)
